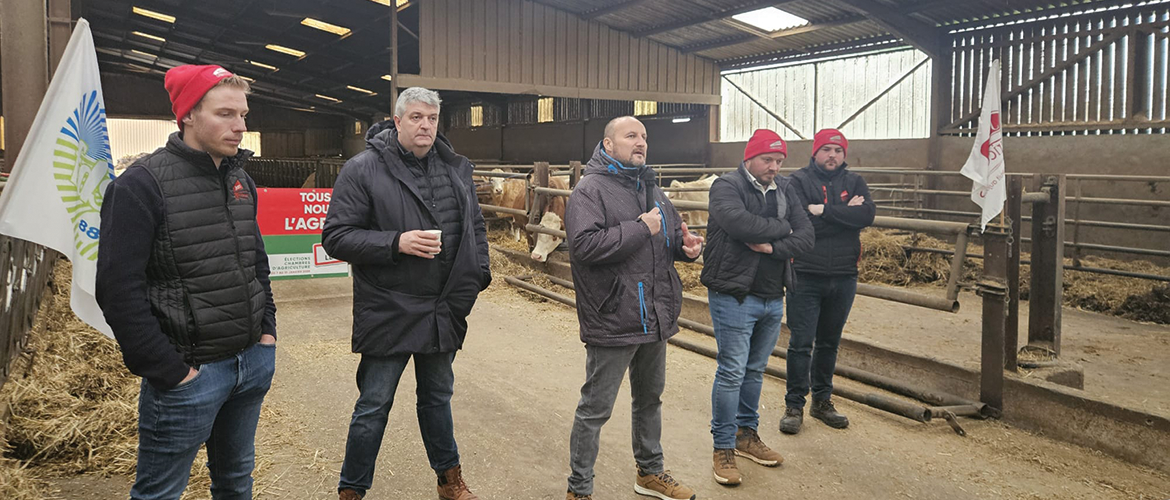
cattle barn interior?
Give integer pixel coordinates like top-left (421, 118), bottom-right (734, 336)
top-left (1, 0), bottom-right (1170, 496)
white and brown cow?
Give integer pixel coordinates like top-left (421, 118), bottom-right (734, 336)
top-left (665, 174), bottom-right (716, 227)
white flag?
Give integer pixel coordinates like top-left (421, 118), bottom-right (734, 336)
top-left (0, 19), bottom-right (113, 336)
top-left (960, 59), bottom-right (1006, 232)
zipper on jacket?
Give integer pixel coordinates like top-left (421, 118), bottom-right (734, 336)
top-left (822, 185), bottom-right (828, 204)
top-left (220, 169), bottom-right (255, 340)
top-left (653, 201), bottom-right (670, 248)
top-left (637, 281), bottom-right (649, 334)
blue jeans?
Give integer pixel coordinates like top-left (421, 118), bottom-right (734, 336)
top-left (131, 342), bottom-right (276, 500)
top-left (708, 290), bottom-right (784, 449)
top-left (784, 274), bottom-right (857, 409)
top-left (339, 352), bottom-right (459, 496)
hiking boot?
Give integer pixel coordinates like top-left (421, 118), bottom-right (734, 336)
top-left (712, 448), bottom-right (741, 485)
top-left (634, 467), bottom-right (696, 499)
top-left (566, 490), bottom-right (593, 499)
top-left (779, 406), bottom-right (803, 435)
top-left (810, 399), bottom-right (850, 429)
top-left (437, 465), bottom-right (479, 500)
top-left (338, 489), bottom-right (362, 500)
top-left (735, 427), bottom-right (784, 467)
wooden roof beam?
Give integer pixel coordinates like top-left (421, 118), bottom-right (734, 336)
top-left (830, 0), bottom-right (941, 57)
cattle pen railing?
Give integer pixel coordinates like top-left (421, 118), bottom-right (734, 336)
top-left (497, 162), bottom-right (973, 313)
top-left (0, 235), bottom-right (56, 391)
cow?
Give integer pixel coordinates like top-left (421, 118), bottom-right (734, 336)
top-left (489, 178), bottom-right (529, 242)
top-left (665, 174), bottom-right (716, 227)
top-left (528, 176), bottom-right (569, 262)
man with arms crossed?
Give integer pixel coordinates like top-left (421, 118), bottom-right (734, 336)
top-left (702, 129), bottom-right (814, 485)
top-left (781, 128), bottom-right (875, 434)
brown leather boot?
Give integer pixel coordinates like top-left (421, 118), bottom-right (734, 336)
top-left (338, 488), bottom-right (362, 500)
top-left (437, 465), bottom-right (479, 500)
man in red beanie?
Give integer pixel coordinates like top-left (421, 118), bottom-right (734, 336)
top-left (700, 129), bottom-right (814, 485)
top-left (96, 64), bottom-right (277, 500)
top-left (780, 128), bottom-right (874, 434)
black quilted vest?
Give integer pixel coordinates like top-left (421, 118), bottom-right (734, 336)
top-left (141, 133), bottom-right (266, 364)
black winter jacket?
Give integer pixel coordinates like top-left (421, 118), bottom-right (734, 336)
top-left (565, 143), bottom-right (696, 347)
top-left (701, 166), bottom-right (814, 300)
top-left (322, 121), bottom-right (490, 355)
top-left (789, 159), bottom-right (876, 276)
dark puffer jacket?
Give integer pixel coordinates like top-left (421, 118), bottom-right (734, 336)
top-left (701, 166), bottom-right (814, 300)
top-left (788, 159), bottom-right (876, 276)
top-left (565, 143), bottom-right (696, 347)
top-left (396, 138), bottom-right (463, 279)
top-left (322, 121), bottom-right (490, 355)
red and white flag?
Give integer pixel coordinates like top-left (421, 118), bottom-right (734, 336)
top-left (960, 59), bottom-right (1006, 232)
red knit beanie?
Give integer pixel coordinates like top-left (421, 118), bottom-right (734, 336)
top-left (742, 129), bottom-right (787, 161)
top-left (812, 128), bottom-right (848, 158)
top-left (165, 65), bottom-right (234, 130)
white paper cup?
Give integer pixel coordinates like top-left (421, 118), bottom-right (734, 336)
top-left (424, 229), bottom-right (442, 254)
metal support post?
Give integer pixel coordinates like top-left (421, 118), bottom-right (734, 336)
top-left (569, 160), bottom-right (582, 188)
top-left (527, 162), bottom-right (550, 248)
top-left (1027, 174), bottom-right (1066, 356)
top-left (1005, 176), bottom-right (1023, 372)
top-left (978, 220), bottom-right (1011, 412)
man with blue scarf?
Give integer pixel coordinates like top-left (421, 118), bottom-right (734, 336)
top-left (563, 116), bottom-right (703, 500)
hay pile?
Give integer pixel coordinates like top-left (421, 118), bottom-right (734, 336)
top-left (0, 259), bottom-right (276, 498)
top-left (857, 228), bottom-right (1170, 324)
top-left (858, 229), bottom-right (980, 286)
top-left (2, 261), bottom-right (139, 477)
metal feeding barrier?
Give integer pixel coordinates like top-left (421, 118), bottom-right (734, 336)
top-left (504, 273), bottom-right (991, 436)
top-left (494, 163), bottom-right (1083, 425)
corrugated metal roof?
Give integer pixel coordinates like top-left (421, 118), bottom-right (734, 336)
top-left (83, 0), bottom-right (1138, 108)
top-left (566, 0), bottom-right (1133, 69)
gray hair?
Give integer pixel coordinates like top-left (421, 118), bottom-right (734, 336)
top-left (394, 87), bottom-right (442, 117)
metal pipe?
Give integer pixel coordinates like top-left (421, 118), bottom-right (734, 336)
top-left (472, 170), bottom-right (529, 179)
top-left (873, 216), bottom-right (969, 235)
top-left (874, 186), bottom-right (1170, 208)
top-left (503, 276), bottom-right (576, 307)
top-left (901, 246), bottom-right (1170, 282)
top-left (945, 230), bottom-right (970, 303)
top-left (506, 276), bottom-right (992, 428)
top-left (856, 284), bottom-right (960, 312)
top-left (533, 187), bottom-right (573, 197)
top-left (553, 277), bottom-right (985, 416)
top-left (525, 223), bottom-right (566, 239)
top-left (1022, 192), bottom-right (1050, 204)
top-left (878, 206), bottom-right (1170, 232)
top-left (480, 204), bottom-right (528, 217)
top-left (1019, 238), bottom-right (1170, 258)
top-left (667, 335), bottom-right (933, 423)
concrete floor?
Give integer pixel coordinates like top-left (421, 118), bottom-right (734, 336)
top-left (241, 276), bottom-right (1169, 500)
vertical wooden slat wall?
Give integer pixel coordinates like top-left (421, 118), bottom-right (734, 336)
top-left (945, 3), bottom-right (1169, 134)
top-left (416, 0), bottom-right (719, 101)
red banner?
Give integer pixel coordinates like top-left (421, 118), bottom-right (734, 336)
top-left (257, 188), bottom-right (333, 236)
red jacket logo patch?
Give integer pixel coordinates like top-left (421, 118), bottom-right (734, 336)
top-left (232, 180), bottom-right (249, 200)
top-left (840, 190), bottom-right (849, 202)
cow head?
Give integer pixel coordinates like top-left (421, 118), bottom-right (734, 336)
top-left (530, 211), bottom-right (563, 263)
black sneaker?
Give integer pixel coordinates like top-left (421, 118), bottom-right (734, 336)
top-left (810, 399), bottom-right (849, 429)
top-left (779, 406), bottom-right (803, 435)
